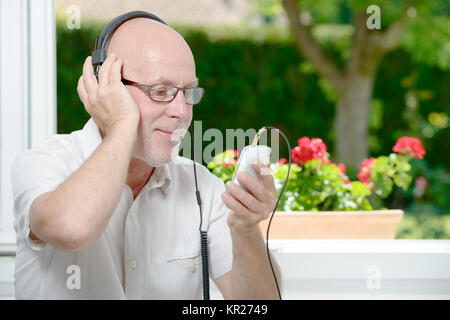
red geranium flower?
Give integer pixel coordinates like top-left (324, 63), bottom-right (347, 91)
top-left (292, 137), bottom-right (327, 166)
top-left (392, 136), bottom-right (426, 159)
top-left (330, 162), bottom-right (350, 183)
top-left (413, 176), bottom-right (428, 198)
top-left (279, 157), bottom-right (287, 164)
top-left (357, 157), bottom-right (376, 189)
top-left (335, 163), bottom-right (346, 174)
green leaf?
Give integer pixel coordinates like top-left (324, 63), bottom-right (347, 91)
top-left (351, 181), bottom-right (372, 198)
top-left (394, 172), bottom-right (412, 190)
top-left (373, 175), bottom-right (394, 198)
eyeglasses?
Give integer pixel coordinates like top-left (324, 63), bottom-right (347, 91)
top-left (121, 78), bottom-right (205, 105)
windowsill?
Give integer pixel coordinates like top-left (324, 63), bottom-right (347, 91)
top-left (212, 239), bottom-right (450, 299)
top-left (0, 243), bottom-right (16, 257)
top-left (0, 233), bottom-right (16, 256)
top-left (264, 239), bottom-right (450, 299)
top-left (268, 239), bottom-right (450, 254)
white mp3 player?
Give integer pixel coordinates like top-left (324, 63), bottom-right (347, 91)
top-left (231, 145), bottom-right (272, 193)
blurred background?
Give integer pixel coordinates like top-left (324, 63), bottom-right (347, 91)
top-left (54, 0), bottom-right (449, 239)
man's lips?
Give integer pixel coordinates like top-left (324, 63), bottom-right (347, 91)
top-left (154, 127), bottom-right (187, 141)
top-left (155, 129), bottom-right (173, 135)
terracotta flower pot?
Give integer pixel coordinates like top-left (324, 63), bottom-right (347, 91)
top-left (259, 210), bottom-right (404, 239)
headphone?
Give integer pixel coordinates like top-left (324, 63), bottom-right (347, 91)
top-left (92, 11), bottom-right (210, 300)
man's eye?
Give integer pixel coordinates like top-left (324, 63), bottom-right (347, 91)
top-left (153, 88), bottom-right (167, 96)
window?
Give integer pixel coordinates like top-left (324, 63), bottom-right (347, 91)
top-left (0, 0), bottom-right (56, 248)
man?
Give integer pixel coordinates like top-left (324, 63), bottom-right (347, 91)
top-left (11, 16), bottom-right (281, 299)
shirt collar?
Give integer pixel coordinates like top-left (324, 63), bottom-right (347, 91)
top-left (80, 118), bottom-right (172, 192)
top-left (145, 163), bottom-right (172, 193)
top-left (80, 118), bottom-right (102, 160)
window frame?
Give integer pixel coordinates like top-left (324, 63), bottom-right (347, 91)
top-left (0, 0), bottom-right (56, 251)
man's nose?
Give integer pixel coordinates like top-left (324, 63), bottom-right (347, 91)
top-left (166, 90), bottom-right (189, 118)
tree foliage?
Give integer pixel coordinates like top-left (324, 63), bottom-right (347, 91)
top-left (255, 0), bottom-right (449, 69)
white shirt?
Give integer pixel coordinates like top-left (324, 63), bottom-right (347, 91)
top-left (11, 118), bottom-right (232, 299)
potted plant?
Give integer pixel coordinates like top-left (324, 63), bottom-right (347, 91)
top-left (207, 136), bottom-right (426, 239)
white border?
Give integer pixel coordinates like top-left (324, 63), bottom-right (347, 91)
top-left (0, 0), bottom-right (449, 301)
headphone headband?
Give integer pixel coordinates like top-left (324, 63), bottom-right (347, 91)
top-left (92, 11), bottom-right (167, 73)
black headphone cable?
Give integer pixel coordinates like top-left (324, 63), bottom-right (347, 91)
top-left (261, 126), bottom-right (291, 300)
top-left (189, 126), bottom-right (210, 300)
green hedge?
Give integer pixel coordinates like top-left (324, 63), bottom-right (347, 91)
top-left (396, 212), bottom-right (450, 239)
top-left (57, 21), bottom-right (450, 173)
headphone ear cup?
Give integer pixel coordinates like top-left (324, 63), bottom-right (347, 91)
top-left (93, 61), bottom-right (102, 82)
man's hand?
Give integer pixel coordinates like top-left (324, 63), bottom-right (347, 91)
top-left (221, 161), bottom-right (278, 233)
top-left (219, 161), bottom-right (282, 299)
top-left (77, 53), bottom-right (140, 135)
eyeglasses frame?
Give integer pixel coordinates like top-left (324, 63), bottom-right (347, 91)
top-left (121, 78), bottom-right (205, 105)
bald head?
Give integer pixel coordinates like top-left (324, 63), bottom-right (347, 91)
top-left (99, 17), bottom-right (197, 168)
top-left (106, 17), bottom-right (197, 87)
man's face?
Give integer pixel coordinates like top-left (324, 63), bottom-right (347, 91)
top-left (115, 25), bottom-right (197, 167)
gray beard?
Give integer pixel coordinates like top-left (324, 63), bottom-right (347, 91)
top-left (134, 141), bottom-right (181, 167)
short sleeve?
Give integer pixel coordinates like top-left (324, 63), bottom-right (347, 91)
top-left (203, 174), bottom-right (233, 280)
top-left (11, 140), bottom-right (72, 251)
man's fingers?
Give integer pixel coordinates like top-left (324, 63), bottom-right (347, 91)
top-left (109, 58), bottom-right (123, 84)
top-left (98, 53), bottom-right (116, 85)
top-left (225, 181), bottom-right (265, 214)
top-left (252, 161), bottom-right (275, 189)
top-left (82, 56), bottom-right (98, 96)
top-left (77, 75), bottom-right (88, 104)
top-left (221, 192), bottom-right (261, 223)
top-left (236, 172), bottom-right (267, 202)
top-left (222, 191), bottom-right (246, 214)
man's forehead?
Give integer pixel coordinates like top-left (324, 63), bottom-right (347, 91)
top-left (153, 76), bottom-right (199, 86)
top-left (122, 60), bottom-right (198, 86)
top-left (122, 64), bottom-right (198, 87)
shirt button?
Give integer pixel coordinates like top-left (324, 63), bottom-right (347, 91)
top-left (129, 260), bottom-right (137, 269)
top-left (189, 263), bottom-right (197, 273)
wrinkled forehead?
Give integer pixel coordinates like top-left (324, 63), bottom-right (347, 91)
top-left (107, 19), bottom-right (197, 86)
